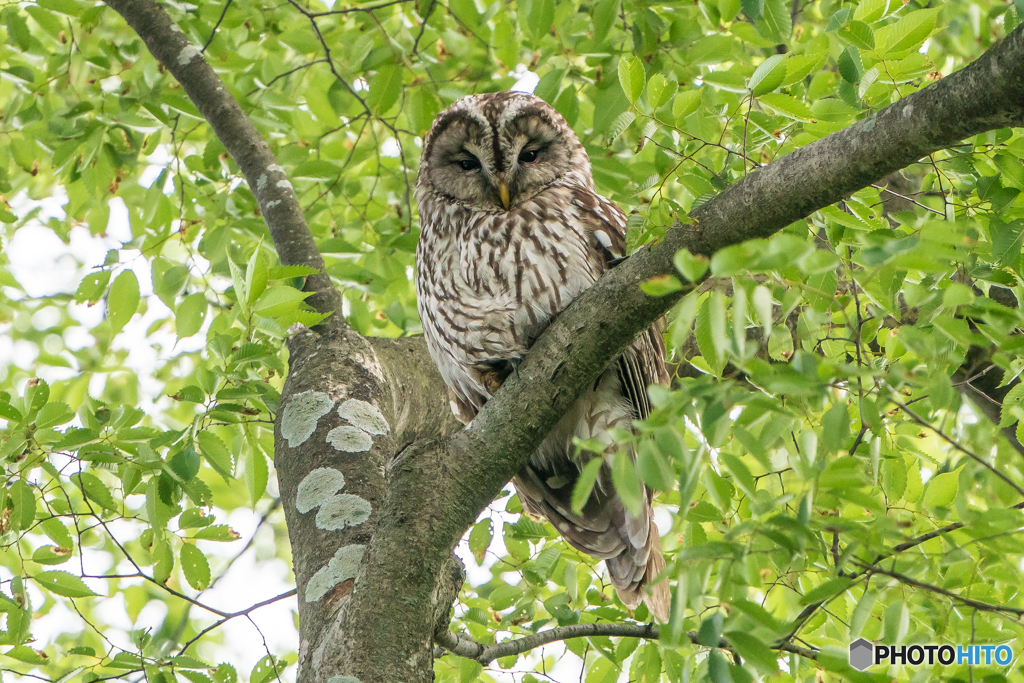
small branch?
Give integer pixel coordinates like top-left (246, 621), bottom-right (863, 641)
top-left (201, 0), bottom-right (232, 52)
top-left (434, 622), bottom-right (819, 665)
top-left (179, 589), bottom-right (298, 655)
top-left (890, 394), bottom-right (1024, 498)
top-left (862, 565), bottom-right (1024, 618)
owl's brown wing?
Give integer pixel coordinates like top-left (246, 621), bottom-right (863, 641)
top-left (573, 189), bottom-right (671, 419)
top-left (512, 190), bottom-right (670, 620)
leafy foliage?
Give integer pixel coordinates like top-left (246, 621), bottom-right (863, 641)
top-left (0, 0), bottom-right (1022, 680)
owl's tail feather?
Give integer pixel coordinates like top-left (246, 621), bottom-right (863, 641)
top-left (606, 519), bottom-right (669, 623)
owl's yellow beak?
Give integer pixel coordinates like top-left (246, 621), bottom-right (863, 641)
top-left (498, 181), bottom-right (510, 211)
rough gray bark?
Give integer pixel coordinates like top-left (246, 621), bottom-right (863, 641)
top-left (100, 3), bottom-right (1024, 679)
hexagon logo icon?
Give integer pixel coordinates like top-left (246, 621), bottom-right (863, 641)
top-left (849, 638), bottom-right (874, 671)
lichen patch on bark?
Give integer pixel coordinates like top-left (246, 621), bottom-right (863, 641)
top-left (327, 425), bottom-right (373, 452)
top-left (315, 493), bottom-right (372, 530)
top-left (337, 399), bottom-right (390, 435)
top-left (295, 467), bottom-right (346, 514)
top-left (304, 544), bottom-right (366, 602)
top-left (281, 390), bottom-right (334, 447)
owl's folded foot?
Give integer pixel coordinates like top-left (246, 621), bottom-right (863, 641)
top-left (478, 357), bottom-right (523, 394)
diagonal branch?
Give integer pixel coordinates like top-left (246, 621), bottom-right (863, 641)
top-left (102, 0), bottom-right (343, 329)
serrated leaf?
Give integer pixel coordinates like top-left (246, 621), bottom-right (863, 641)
top-left (800, 577), bottom-right (851, 605)
top-left (74, 270), bottom-right (110, 304)
top-left (468, 519), bottom-right (492, 563)
top-left (611, 451), bottom-right (644, 516)
top-left (176, 293), bottom-right (208, 339)
top-left (617, 55), bottom-right (645, 104)
top-left (757, 92), bottom-right (814, 121)
top-left (922, 468), bottom-right (960, 508)
top-left (252, 286), bottom-right (312, 318)
top-left (607, 110), bottom-right (635, 142)
top-left (749, 54), bottom-right (786, 95)
top-left (672, 89), bottom-right (703, 122)
top-left (646, 73), bottom-right (676, 109)
top-left (757, 0), bottom-right (791, 41)
top-left (34, 571), bottom-right (100, 598)
top-left (571, 457), bottom-right (605, 514)
top-left (630, 643), bottom-right (662, 683)
top-left (35, 402), bottom-right (73, 429)
top-left (674, 248), bottom-right (709, 282)
top-left (367, 64), bottom-right (402, 114)
top-left (71, 472), bottom-right (118, 512)
top-left (107, 270), bottom-right (140, 336)
top-left (876, 8), bottom-right (940, 56)
top-left (192, 524), bottom-right (242, 542)
top-left (244, 443), bottom-right (268, 506)
top-left (180, 543), bottom-right (211, 590)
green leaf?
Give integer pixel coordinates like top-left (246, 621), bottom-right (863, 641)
top-left (71, 472), bottom-right (118, 512)
top-left (180, 544), bottom-right (211, 590)
top-left (528, 0), bottom-right (554, 37)
top-left (749, 54), bottom-right (787, 95)
top-left (32, 545), bottom-right (73, 565)
top-left (800, 577), bottom-right (852, 605)
top-left (646, 73), bottom-right (676, 109)
top-left (244, 443), bottom-right (268, 506)
top-left (367, 64), bottom-right (402, 115)
top-left (611, 451), bottom-right (644, 516)
top-left (756, 0), bottom-right (791, 41)
top-left (252, 286), bottom-right (313, 318)
top-left (697, 612), bottom-right (723, 646)
top-left (572, 457), bottom-right (605, 514)
top-left (875, 8), bottom-right (940, 56)
top-left (672, 89), bottom-right (703, 122)
top-left (249, 656), bottom-right (284, 683)
top-left (468, 519), bottom-right (492, 563)
top-left (9, 480), bottom-right (36, 531)
top-left (176, 293), bottom-right (209, 339)
top-left (636, 441), bottom-right (675, 491)
top-left (674, 249), bottom-right (709, 282)
top-left (34, 571), bottom-right (100, 598)
top-left (607, 110), bottom-right (635, 141)
top-left (74, 270), bottom-right (110, 304)
top-left (192, 525), bottom-right (242, 542)
top-left (922, 468), bottom-right (960, 508)
top-left (838, 45), bottom-right (864, 84)
top-left (881, 456), bottom-right (907, 501)
top-left (34, 402), bottom-right (73, 429)
top-left (617, 55), bottom-right (646, 104)
top-left (592, 0), bottom-right (619, 43)
top-left (246, 249), bottom-right (269, 307)
top-left (990, 220), bottom-right (1024, 269)
top-left (726, 631), bottom-right (779, 674)
top-left (640, 275), bottom-right (684, 297)
top-left (630, 643), bottom-right (662, 683)
top-left (107, 270), bottom-right (140, 336)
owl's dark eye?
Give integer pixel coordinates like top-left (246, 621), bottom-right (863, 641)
top-left (518, 149), bottom-right (538, 164)
top-left (458, 157), bottom-right (481, 171)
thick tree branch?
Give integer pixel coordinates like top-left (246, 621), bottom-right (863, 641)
top-left (103, 0), bottom-right (343, 328)
top-left (434, 622), bottom-right (820, 664)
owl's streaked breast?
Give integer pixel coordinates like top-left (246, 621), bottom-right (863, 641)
top-left (415, 186), bottom-right (604, 409)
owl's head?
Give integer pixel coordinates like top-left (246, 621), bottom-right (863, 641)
top-left (416, 91), bottom-right (592, 213)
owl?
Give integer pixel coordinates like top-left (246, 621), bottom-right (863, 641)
top-left (415, 91), bottom-right (670, 622)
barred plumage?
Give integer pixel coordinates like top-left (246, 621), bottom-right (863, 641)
top-left (415, 91), bottom-right (670, 621)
